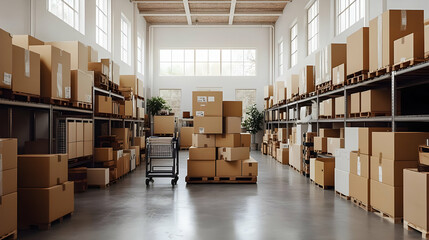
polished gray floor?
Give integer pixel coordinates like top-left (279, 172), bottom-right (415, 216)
top-left (20, 151), bottom-right (422, 240)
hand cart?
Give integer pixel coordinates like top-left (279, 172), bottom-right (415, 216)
top-left (146, 136), bottom-right (179, 186)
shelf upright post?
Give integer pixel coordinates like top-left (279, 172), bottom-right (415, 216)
top-left (316, 93), bottom-right (319, 134)
top-left (344, 87), bottom-right (347, 129)
top-left (49, 106), bottom-right (53, 154)
top-left (7, 107), bottom-right (12, 138)
top-left (391, 71), bottom-right (396, 132)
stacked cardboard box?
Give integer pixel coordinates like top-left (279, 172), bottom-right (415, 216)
top-left (275, 81), bottom-right (286, 104)
top-left (314, 128), bottom-right (340, 154)
top-left (347, 27), bottom-right (369, 76)
top-left (287, 75), bottom-right (299, 101)
top-left (314, 157), bottom-right (335, 188)
top-left (319, 98), bottom-right (335, 118)
top-left (289, 125), bottom-right (308, 171)
top-left (12, 43), bottom-right (40, 96)
top-left (18, 154), bottom-right (74, 228)
top-left (425, 20), bottom-right (429, 58)
top-left (315, 43), bottom-right (346, 86)
top-left (154, 116), bottom-right (175, 135)
top-left (299, 66), bottom-right (315, 96)
top-left (180, 127), bottom-right (193, 149)
top-left (67, 120), bottom-right (93, 159)
top-left (403, 169), bottom-right (429, 234)
top-left (0, 139), bottom-right (17, 237)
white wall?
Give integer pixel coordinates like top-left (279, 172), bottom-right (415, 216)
top-left (149, 26), bottom-right (272, 115)
top-left (274, 0), bottom-right (429, 84)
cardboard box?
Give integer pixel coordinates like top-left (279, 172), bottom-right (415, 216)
top-left (83, 140), bottom-right (92, 156)
top-left (299, 65), bottom-right (315, 95)
top-left (394, 33), bottom-right (422, 65)
top-left (218, 147), bottom-right (250, 161)
top-left (154, 115), bottom-right (175, 135)
top-left (315, 44), bottom-right (347, 85)
top-left (360, 89), bottom-right (390, 114)
top-left (119, 75), bottom-right (138, 92)
top-left (404, 169), bottom-right (429, 232)
top-left (12, 35), bottom-right (43, 49)
top-left (68, 142), bottom-right (76, 159)
top-left (372, 132), bottom-right (429, 161)
top-left (130, 146), bottom-right (140, 166)
top-left (111, 128), bottom-right (130, 150)
top-left (193, 116), bottom-right (222, 134)
top-left (216, 160), bottom-right (242, 177)
top-left (369, 10), bottom-right (424, 72)
top-left (370, 179), bottom-right (403, 218)
top-left (18, 181), bottom-right (74, 226)
top-left (95, 95), bottom-right (112, 114)
top-left (426, 23), bottom-right (429, 57)
top-left (192, 91), bottom-right (223, 117)
top-left (137, 78), bottom-right (144, 98)
top-left (215, 133), bottom-right (241, 147)
top-left (224, 117), bottom-right (241, 134)
top-left (111, 62), bottom-right (120, 85)
top-left (349, 173), bottom-right (370, 206)
top-left (358, 127), bottom-right (391, 155)
top-left (87, 46), bottom-right (98, 63)
top-left (76, 122), bottom-right (83, 142)
top-left (350, 152), bottom-right (369, 178)
top-left (12, 45), bottom-right (40, 95)
top-left (84, 122), bottom-right (93, 141)
top-left (134, 137), bottom-right (145, 149)
top-left (240, 133), bottom-right (251, 147)
top-left (242, 158), bottom-right (258, 177)
top-left (276, 148), bottom-right (289, 165)
top-left (315, 158), bottom-right (335, 187)
top-left (319, 128), bottom-right (340, 138)
top-left (275, 81), bottom-right (285, 103)
top-left (0, 192), bottom-right (17, 236)
top-left (189, 147), bottom-right (216, 160)
top-left (109, 168), bottom-right (117, 182)
top-left (87, 168), bottom-right (109, 186)
top-left (46, 41), bottom-right (88, 71)
top-left (94, 148), bottom-right (113, 162)
top-left (314, 137), bottom-right (327, 153)
top-left (350, 92), bottom-right (360, 114)
top-left (318, 101), bottom-right (325, 117)
top-left (223, 101), bottom-right (242, 117)
top-left (88, 62), bottom-right (109, 76)
top-left (67, 122), bottom-right (76, 143)
top-left (332, 64), bottom-right (345, 86)
top-left (287, 74), bottom-right (299, 100)
top-left (71, 70), bottom-right (93, 103)
top-left (187, 160), bottom-right (215, 177)
top-left (123, 153), bottom-right (130, 174)
top-left (370, 156), bottom-right (417, 187)
top-left (324, 99), bottom-right (335, 118)
top-left (334, 96), bottom-right (348, 116)
top-left (180, 127), bottom-right (193, 148)
top-left (100, 59), bottom-right (112, 79)
top-left (335, 168), bottom-right (349, 196)
top-left (289, 144), bottom-right (303, 171)
top-left (0, 29), bottom-right (12, 89)
top-left (192, 134), bottom-right (215, 148)
top-left (119, 100), bottom-right (133, 117)
top-left (17, 154), bottom-right (67, 188)
top-left (327, 138), bottom-right (344, 155)
top-left (1, 168), bottom-right (17, 196)
top-left (76, 141), bottom-right (84, 158)
top-left (347, 27), bottom-right (369, 76)
top-left (29, 45), bottom-right (71, 99)
top-left (264, 85), bottom-right (273, 99)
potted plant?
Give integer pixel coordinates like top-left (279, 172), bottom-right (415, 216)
top-left (147, 96), bottom-right (170, 116)
top-left (242, 104), bottom-right (264, 151)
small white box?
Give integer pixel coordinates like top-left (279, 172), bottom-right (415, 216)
top-left (335, 168), bottom-right (350, 196)
top-left (345, 127), bottom-right (359, 151)
top-left (335, 148), bottom-right (350, 172)
top-left (310, 158), bottom-right (316, 181)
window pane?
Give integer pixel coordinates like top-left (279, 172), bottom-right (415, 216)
top-left (244, 63), bottom-right (255, 76)
top-left (208, 63), bottom-right (220, 76)
top-left (232, 50), bottom-right (243, 61)
top-left (172, 50), bottom-right (184, 62)
top-left (185, 63), bottom-right (194, 76)
top-left (222, 62), bottom-right (231, 76)
top-left (171, 63), bottom-right (184, 76)
top-left (209, 50), bottom-right (220, 62)
top-left (160, 50), bottom-right (171, 62)
top-left (196, 63), bottom-right (208, 76)
top-left (160, 63), bottom-right (171, 76)
top-left (185, 50), bottom-right (194, 62)
top-left (222, 50), bottom-right (231, 62)
top-left (196, 50), bottom-right (208, 62)
top-left (232, 62), bottom-right (243, 76)
top-left (235, 89), bottom-right (256, 120)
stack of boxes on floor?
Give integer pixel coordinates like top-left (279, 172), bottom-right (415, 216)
top-left (302, 132), bottom-right (317, 176)
top-left (264, 85), bottom-right (273, 110)
top-left (276, 128), bottom-right (289, 165)
top-left (187, 91), bottom-right (257, 180)
top-left (119, 75), bottom-right (145, 119)
top-left (0, 139), bottom-right (17, 237)
top-left (289, 126), bottom-right (307, 172)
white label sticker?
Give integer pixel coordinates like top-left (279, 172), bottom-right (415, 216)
top-left (400, 57), bottom-right (406, 63)
top-left (378, 165), bottom-right (383, 182)
top-left (3, 73), bottom-right (11, 85)
top-left (196, 111), bottom-right (204, 117)
top-left (57, 63), bottom-right (63, 97)
top-left (199, 127), bottom-right (205, 134)
top-left (197, 96), bottom-right (207, 103)
top-left (86, 95), bottom-right (92, 103)
top-left (357, 156), bottom-right (361, 176)
top-left (65, 87), bottom-right (71, 99)
top-left (25, 50), bottom-right (30, 78)
top-left (208, 96), bottom-right (215, 102)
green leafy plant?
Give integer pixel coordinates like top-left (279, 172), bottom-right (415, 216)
top-left (147, 97), bottom-right (170, 116)
top-left (242, 104), bottom-right (263, 135)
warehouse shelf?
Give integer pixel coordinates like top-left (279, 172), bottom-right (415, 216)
top-left (0, 98), bottom-right (51, 109)
top-left (52, 105), bottom-right (93, 114)
top-left (94, 86), bottom-right (125, 100)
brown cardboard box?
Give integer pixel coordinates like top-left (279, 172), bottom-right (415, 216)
top-left (0, 29), bottom-right (12, 89)
top-left (83, 140), bottom-right (92, 156)
top-left (314, 137), bottom-right (327, 153)
top-left (287, 75), bottom-right (299, 100)
top-left (88, 62), bottom-right (109, 76)
top-left (100, 59), bottom-right (112, 79)
top-left (12, 35), bottom-right (44, 49)
top-left (18, 154), bottom-right (68, 188)
top-left (71, 70), bottom-right (93, 103)
top-left (12, 45), bottom-right (40, 95)
top-left (224, 117), bottom-right (241, 134)
top-left (332, 64), bottom-right (345, 86)
top-left (192, 134), bottom-right (215, 148)
top-left (370, 179), bottom-right (403, 218)
top-left (123, 153), bottom-right (130, 174)
top-left (360, 89), bottom-right (390, 114)
top-left (0, 192), bottom-right (17, 236)
top-left (349, 173), bottom-right (370, 206)
top-left (264, 85), bottom-right (273, 99)
top-left (319, 128), bottom-right (340, 138)
top-left (76, 141), bottom-right (84, 158)
top-left (94, 148), bottom-right (113, 162)
top-left (18, 181), bottom-right (74, 226)
top-left (137, 78), bottom-right (144, 98)
top-left (1, 168), bottom-right (17, 196)
top-left (358, 127), bottom-right (391, 155)
top-left (315, 158), bottom-right (335, 187)
top-left (218, 147), bottom-right (250, 161)
top-left (324, 99), bottom-right (335, 118)
top-left (154, 115), bottom-right (175, 135)
top-left (372, 132), bottom-right (429, 161)
top-left (216, 160), bottom-right (242, 177)
top-left (95, 95), bottom-right (112, 114)
top-left (130, 146), bottom-right (140, 166)
top-left (29, 45), bottom-right (71, 99)
top-left (369, 10), bottom-right (424, 72)
top-left (426, 23), bottom-right (429, 57)
top-left (119, 75), bottom-right (138, 92)
top-left (334, 96), bottom-right (349, 116)
top-left (350, 92), bottom-right (360, 114)
top-left (276, 148), bottom-right (289, 165)
top-left (315, 44), bottom-right (347, 85)
top-left (192, 91), bottom-right (223, 117)
top-left (240, 133), bottom-right (251, 147)
top-left (327, 138), bottom-right (344, 155)
top-left (404, 169), bottom-right (429, 232)
top-left (87, 46), bottom-right (98, 63)
top-left (180, 127), bottom-right (193, 148)
top-left (189, 147), bottom-right (216, 160)
top-left (119, 100), bottom-right (133, 117)
top-left (84, 122), bottom-right (93, 141)
top-left (223, 101), bottom-right (242, 117)
top-left (68, 122), bottom-right (76, 143)
top-left (370, 156), bottom-right (417, 187)
top-left (350, 152), bottom-right (370, 178)
top-left (76, 122), bottom-right (83, 142)
top-left (394, 33), bottom-right (422, 65)
top-left (68, 142), bottom-right (76, 159)
top-left (87, 168), bottom-right (109, 186)
top-left (111, 62), bottom-right (120, 85)
top-left (299, 65), bottom-right (315, 95)
top-left (109, 168), bottom-right (118, 182)
top-left (46, 41), bottom-right (88, 71)
top-left (347, 27), bottom-right (369, 75)
top-left (242, 158), bottom-right (258, 177)
top-left (111, 128), bottom-right (130, 150)
top-left (193, 116), bottom-right (222, 134)
top-left (216, 133), bottom-right (241, 147)
top-left (134, 137), bottom-right (145, 149)
top-left (275, 81), bottom-right (285, 103)
top-left (187, 160), bottom-right (215, 177)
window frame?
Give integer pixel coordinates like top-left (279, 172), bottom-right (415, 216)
top-left (278, 40), bottom-right (284, 76)
top-left (48, 0), bottom-right (85, 33)
top-left (307, 0), bottom-right (319, 56)
top-left (336, 0), bottom-right (365, 35)
top-left (235, 89), bottom-right (257, 121)
top-left (290, 23), bottom-right (298, 68)
top-left (95, 0), bottom-right (111, 51)
top-left (159, 89), bottom-right (182, 117)
top-left (120, 14), bottom-right (131, 65)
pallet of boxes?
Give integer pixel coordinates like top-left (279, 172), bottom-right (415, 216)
top-left (186, 91), bottom-right (257, 183)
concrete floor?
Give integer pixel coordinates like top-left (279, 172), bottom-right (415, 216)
top-left (20, 151), bottom-right (422, 240)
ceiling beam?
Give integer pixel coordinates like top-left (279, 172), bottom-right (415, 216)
top-left (183, 0), bottom-right (192, 25)
top-left (135, 1), bottom-right (290, 4)
top-left (140, 12), bottom-right (283, 16)
top-left (229, 0), bottom-right (236, 24)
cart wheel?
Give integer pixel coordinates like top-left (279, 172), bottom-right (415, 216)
top-left (171, 179), bottom-right (176, 186)
top-left (150, 178), bottom-right (154, 183)
top-left (146, 179), bottom-right (150, 186)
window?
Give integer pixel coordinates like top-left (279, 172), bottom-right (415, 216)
top-left (278, 41), bottom-right (284, 76)
top-left (159, 89), bottom-right (182, 117)
top-left (48, 0), bottom-right (84, 33)
top-left (137, 35), bottom-right (144, 74)
top-left (290, 24), bottom-right (298, 68)
top-left (196, 49), bottom-right (220, 76)
top-left (337, 0), bottom-right (365, 34)
top-left (121, 15), bottom-right (130, 65)
top-left (235, 89), bottom-right (257, 120)
top-left (222, 49), bottom-right (256, 76)
top-left (307, 0), bottom-right (319, 55)
top-left (160, 49), bottom-right (194, 76)
top-left (96, 0), bottom-right (110, 51)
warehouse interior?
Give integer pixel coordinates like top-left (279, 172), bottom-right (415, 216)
top-left (1, 0), bottom-right (429, 239)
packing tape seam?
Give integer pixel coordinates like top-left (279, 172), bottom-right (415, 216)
top-left (377, 16), bottom-right (382, 69)
top-left (401, 10), bottom-right (407, 31)
top-left (25, 49), bottom-right (30, 78)
top-left (57, 63), bottom-right (63, 98)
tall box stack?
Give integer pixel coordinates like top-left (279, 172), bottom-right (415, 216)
top-left (299, 65), bottom-right (315, 96)
top-left (289, 125), bottom-right (308, 171)
top-left (370, 132), bottom-right (429, 219)
top-left (287, 75), bottom-right (299, 101)
top-left (0, 139), bottom-right (17, 237)
top-left (12, 44), bottom-right (41, 96)
top-left (0, 28), bottom-right (12, 90)
top-left (275, 81), bottom-right (286, 104)
top-left (347, 27), bottom-right (369, 76)
top-left (18, 154), bottom-right (74, 228)
top-left (315, 43), bottom-right (346, 86)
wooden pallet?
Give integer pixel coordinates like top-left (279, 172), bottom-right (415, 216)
top-left (94, 73), bottom-right (109, 90)
top-left (180, 146), bottom-right (190, 150)
top-left (368, 66), bottom-right (390, 79)
top-left (372, 207), bottom-right (402, 224)
top-left (316, 81), bottom-right (333, 94)
top-left (404, 221), bottom-right (429, 239)
top-left (360, 111), bottom-right (390, 118)
top-left (351, 197), bottom-right (373, 212)
top-left (425, 53), bottom-right (429, 60)
top-left (315, 182), bottom-right (333, 190)
top-left (346, 70), bottom-right (369, 85)
top-left (299, 93), bottom-right (309, 100)
top-left (319, 115), bottom-right (333, 119)
top-left (335, 114), bottom-right (345, 119)
top-left (0, 230), bottom-right (17, 240)
top-left (0, 89), bottom-right (41, 103)
top-left (335, 191), bottom-right (351, 200)
top-left (391, 59), bottom-right (425, 71)
top-left (71, 101), bottom-right (92, 110)
top-left (21, 212), bottom-right (73, 230)
top-left (349, 113), bottom-right (360, 118)
top-left (185, 176), bottom-right (257, 184)
top-left (43, 97), bottom-right (71, 107)
top-left (88, 183), bottom-right (110, 189)
top-left (109, 82), bottom-right (120, 94)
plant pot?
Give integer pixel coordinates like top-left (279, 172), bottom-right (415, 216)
top-left (251, 143), bottom-right (258, 151)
